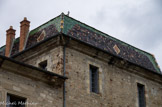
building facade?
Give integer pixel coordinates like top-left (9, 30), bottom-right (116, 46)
top-left (0, 13), bottom-right (162, 107)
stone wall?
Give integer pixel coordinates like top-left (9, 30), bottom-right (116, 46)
top-left (65, 43), bottom-right (162, 107)
top-left (22, 46), bottom-right (63, 75)
top-left (11, 37), bottom-right (162, 107)
top-left (0, 68), bottom-right (63, 107)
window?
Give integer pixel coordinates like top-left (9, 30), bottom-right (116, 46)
top-left (39, 60), bottom-right (47, 70)
top-left (90, 65), bottom-right (99, 93)
top-left (137, 83), bottom-right (146, 107)
top-left (6, 93), bottom-right (26, 107)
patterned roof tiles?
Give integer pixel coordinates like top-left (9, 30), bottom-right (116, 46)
top-left (0, 13), bottom-right (161, 73)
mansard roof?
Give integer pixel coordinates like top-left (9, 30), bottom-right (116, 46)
top-left (0, 13), bottom-right (161, 73)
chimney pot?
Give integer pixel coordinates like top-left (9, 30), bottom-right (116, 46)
top-left (24, 17), bottom-right (27, 20)
top-left (10, 26), bottom-right (13, 29)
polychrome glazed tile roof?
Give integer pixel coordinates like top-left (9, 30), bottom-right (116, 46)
top-left (0, 13), bottom-right (161, 73)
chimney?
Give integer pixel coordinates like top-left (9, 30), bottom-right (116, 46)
top-left (5, 26), bottom-right (16, 57)
top-left (19, 17), bottom-right (30, 51)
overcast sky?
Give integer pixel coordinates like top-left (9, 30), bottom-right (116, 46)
top-left (0, 0), bottom-right (162, 71)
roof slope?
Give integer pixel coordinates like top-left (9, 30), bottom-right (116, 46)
top-left (0, 13), bottom-right (161, 73)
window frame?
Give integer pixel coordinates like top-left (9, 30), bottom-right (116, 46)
top-left (89, 65), bottom-right (99, 94)
top-left (137, 83), bottom-right (146, 107)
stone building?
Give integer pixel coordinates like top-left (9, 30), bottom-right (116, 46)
top-left (0, 13), bottom-right (162, 107)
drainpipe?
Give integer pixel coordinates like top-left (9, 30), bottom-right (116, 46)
top-left (63, 37), bottom-right (71, 107)
top-left (63, 44), bottom-right (66, 107)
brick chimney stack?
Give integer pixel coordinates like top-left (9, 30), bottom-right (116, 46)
top-left (5, 26), bottom-right (16, 57)
top-left (19, 17), bottom-right (30, 51)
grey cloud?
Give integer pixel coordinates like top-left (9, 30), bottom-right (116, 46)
top-left (93, 0), bottom-right (162, 49)
top-left (91, 0), bottom-right (162, 70)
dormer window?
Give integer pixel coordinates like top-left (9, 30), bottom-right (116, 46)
top-left (39, 60), bottom-right (47, 70)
